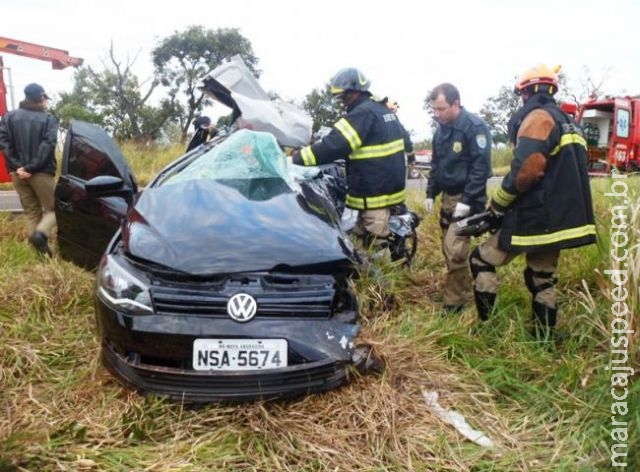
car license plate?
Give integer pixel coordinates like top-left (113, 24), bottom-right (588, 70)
top-left (192, 338), bottom-right (288, 371)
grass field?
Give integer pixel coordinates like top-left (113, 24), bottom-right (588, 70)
top-left (0, 173), bottom-right (638, 471)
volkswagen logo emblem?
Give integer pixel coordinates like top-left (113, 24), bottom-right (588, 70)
top-left (226, 293), bottom-right (258, 322)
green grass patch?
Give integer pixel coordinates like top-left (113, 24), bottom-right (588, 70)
top-left (0, 167), bottom-right (638, 470)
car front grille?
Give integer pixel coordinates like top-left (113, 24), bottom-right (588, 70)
top-left (103, 342), bottom-right (352, 402)
top-left (150, 273), bottom-right (337, 318)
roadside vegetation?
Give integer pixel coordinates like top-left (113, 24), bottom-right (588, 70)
top-left (117, 142), bottom-right (185, 185)
top-left (490, 146), bottom-right (513, 176)
top-left (0, 143), bottom-right (514, 192)
top-left (0, 155), bottom-right (638, 470)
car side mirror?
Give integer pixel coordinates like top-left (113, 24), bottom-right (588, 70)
top-left (85, 175), bottom-right (125, 195)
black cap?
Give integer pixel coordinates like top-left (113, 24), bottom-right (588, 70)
top-left (24, 83), bottom-right (50, 101)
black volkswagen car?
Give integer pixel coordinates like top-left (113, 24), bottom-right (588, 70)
top-left (55, 120), bottom-right (368, 402)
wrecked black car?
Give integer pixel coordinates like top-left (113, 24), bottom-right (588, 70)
top-left (55, 121), bottom-right (368, 402)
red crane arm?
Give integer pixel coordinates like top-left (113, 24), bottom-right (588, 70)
top-left (0, 36), bottom-right (83, 70)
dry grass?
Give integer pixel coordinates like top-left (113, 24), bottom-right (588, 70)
top-left (0, 180), bottom-right (638, 471)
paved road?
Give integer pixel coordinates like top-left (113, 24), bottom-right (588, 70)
top-left (0, 190), bottom-right (22, 213)
top-left (407, 175), bottom-right (503, 192)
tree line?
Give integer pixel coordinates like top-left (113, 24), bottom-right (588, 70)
top-left (51, 25), bottom-right (612, 146)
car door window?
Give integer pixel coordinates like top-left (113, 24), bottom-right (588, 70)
top-left (68, 139), bottom-right (120, 181)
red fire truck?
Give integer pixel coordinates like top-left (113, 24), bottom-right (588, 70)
top-left (0, 36), bottom-right (83, 182)
top-left (576, 96), bottom-right (640, 174)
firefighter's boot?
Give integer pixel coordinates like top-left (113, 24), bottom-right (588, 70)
top-left (531, 301), bottom-right (557, 341)
top-left (469, 247), bottom-right (497, 321)
top-left (474, 291), bottom-right (496, 321)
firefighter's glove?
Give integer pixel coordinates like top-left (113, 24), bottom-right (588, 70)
top-left (452, 202), bottom-right (471, 219)
top-left (489, 207), bottom-right (504, 219)
top-left (488, 199), bottom-right (506, 217)
top-left (487, 208), bottom-right (504, 233)
top-left (424, 198), bottom-right (434, 214)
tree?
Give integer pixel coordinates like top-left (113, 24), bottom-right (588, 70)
top-left (302, 85), bottom-right (342, 134)
top-left (51, 44), bottom-right (178, 142)
top-left (478, 67), bottom-right (615, 146)
top-left (421, 97), bottom-right (437, 138)
top-left (479, 80), bottom-right (520, 145)
top-left (556, 66), bottom-right (612, 105)
top-left (152, 26), bottom-right (259, 142)
top-left (51, 68), bottom-right (103, 129)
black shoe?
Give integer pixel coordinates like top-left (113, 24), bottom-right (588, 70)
top-left (443, 304), bottom-right (464, 315)
top-left (530, 324), bottom-right (554, 342)
top-left (529, 324), bottom-right (569, 344)
top-left (473, 291), bottom-right (497, 321)
top-left (29, 231), bottom-right (52, 257)
top-left (530, 302), bottom-right (558, 343)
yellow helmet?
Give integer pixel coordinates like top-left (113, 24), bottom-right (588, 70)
top-left (515, 64), bottom-right (561, 95)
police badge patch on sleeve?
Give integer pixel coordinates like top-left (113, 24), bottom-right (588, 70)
top-left (476, 134), bottom-right (488, 149)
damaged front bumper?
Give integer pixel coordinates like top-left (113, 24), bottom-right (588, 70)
top-left (96, 298), bottom-right (369, 402)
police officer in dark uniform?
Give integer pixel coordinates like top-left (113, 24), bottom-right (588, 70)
top-left (425, 83), bottom-right (492, 313)
top-left (292, 67), bottom-right (406, 245)
top-left (469, 64), bottom-right (596, 339)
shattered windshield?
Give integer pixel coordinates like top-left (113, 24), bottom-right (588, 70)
top-left (164, 129), bottom-right (297, 188)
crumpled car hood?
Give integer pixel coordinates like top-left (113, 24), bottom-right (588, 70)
top-left (122, 179), bottom-right (354, 275)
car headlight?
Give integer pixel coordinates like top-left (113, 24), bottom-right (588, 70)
top-left (97, 255), bottom-right (152, 314)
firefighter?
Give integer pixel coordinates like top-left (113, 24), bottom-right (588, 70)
top-left (469, 64), bottom-right (596, 339)
top-left (425, 83), bottom-right (492, 313)
top-left (378, 97), bottom-right (416, 177)
top-left (292, 68), bottom-right (406, 246)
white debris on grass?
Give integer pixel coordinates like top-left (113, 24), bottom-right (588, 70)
top-left (422, 389), bottom-right (495, 448)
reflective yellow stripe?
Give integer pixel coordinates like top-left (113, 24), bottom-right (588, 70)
top-left (346, 189), bottom-right (406, 210)
top-left (300, 146), bottom-right (317, 166)
top-left (550, 133), bottom-right (587, 156)
top-left (350, 139), bottom-right (405, 160)
top-left (307, 202), bottom-right (327, 216)
top-left (335, 118), bottom-right (362, 150)
top-left (510, 224), bottom-right (596, 246)
top-left (493, 186), bottom-right (516, 208)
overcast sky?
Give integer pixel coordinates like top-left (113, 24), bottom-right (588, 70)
top-left (3, 0), bottom-right (639, 140)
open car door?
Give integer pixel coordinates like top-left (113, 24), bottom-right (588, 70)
top-left (55, 120), bottom-right (137, 270)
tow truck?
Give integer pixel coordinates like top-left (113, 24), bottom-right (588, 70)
top-left (0, 36), bottom-right (83, 182)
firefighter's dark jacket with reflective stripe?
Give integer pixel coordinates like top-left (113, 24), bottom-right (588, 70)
top-left (426, 108), bottom-right (492, 210)
top-left (293, 95), bottom-right (406, 210)
top-left (491, 94), bottom-right (596, 253)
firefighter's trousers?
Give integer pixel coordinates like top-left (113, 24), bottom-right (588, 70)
top-left (470, 230), bottom-right (559, 321)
